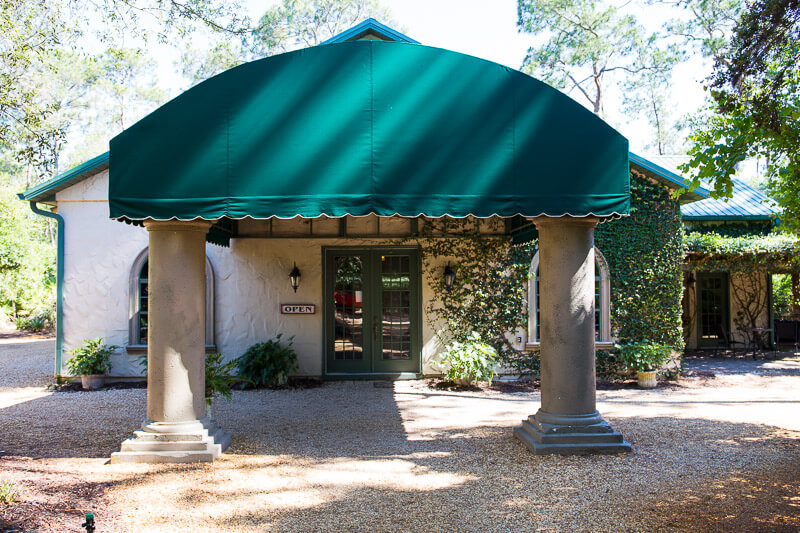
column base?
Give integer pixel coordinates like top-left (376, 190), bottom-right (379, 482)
top-left (513, 409), bottom-right (632, 455)
top-left (110, 416), bottom-right (231, 464)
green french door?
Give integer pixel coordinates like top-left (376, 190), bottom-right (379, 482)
top-left (697, 272), bottom-right (730, 347)
top-left (324, 248), bottom-right (421, 375)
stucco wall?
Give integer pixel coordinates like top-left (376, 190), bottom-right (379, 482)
top-left (56, 172), bottom-right (451, 377)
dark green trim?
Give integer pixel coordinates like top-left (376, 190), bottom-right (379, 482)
top-left (629, 152), bottom-right (709, 203)
top-left (320, 18), bottom-right (419, 44)
top-left (322, 246), bottom-right (422, 377)
top-left (324, 372), bottom-right (422, 380)
top-left (682, 215), bottom-right (774, 221)
top-left (696, 271), bottom-right (730, 348)
top-left (28, 202), bottom-right (64, 376)
top-left (18, 152), bottom-right (109, 203)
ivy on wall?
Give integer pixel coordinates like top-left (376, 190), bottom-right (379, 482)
top-left (415, 227), bottom-right (535, 365)
top-left (415, 171), bottom-right (687, 373)
top-left (686, 231), bottom-right (800, 272)
top-left (595, 172), bottom-right (685, 351)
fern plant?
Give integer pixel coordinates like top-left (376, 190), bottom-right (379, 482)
top-left (236, 334), bottom-right (298, 387)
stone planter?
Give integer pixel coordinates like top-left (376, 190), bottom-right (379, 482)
top-left (637, 370), bottom-right (657, 389)
top-left (80, 374), bottom-right (105, 390)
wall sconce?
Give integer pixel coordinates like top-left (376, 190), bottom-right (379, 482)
top-left (444, 263), bottom-right (455, 289)
top-left (289, 263), bottom-right (301, 293)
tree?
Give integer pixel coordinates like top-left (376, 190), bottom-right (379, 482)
top-left (180, 0), bottom-right (394, 87)
top-left (682, 0), bottom-right (800, 228)
top-left (517, 0), bottom-right (682, 153)
top-left (658, 0), bottom-right (744, 59)
top-left (1, 0), bottom-right (248, 177)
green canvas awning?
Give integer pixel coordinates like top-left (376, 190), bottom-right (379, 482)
top-left (109, 41), bottom-right (629, 221)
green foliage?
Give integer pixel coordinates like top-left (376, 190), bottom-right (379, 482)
top-left (685, 222), bottom-right (773, 237)
top-left (434, 333), bottom-right (498, 385)
top-left (418, 229), bottom-right (534, 368)
top-left (251, 0), bottom-right (393, 55)
top-left (0, 182), bottom-right (55, 320)
top-left (236, 334), bottom-right (299, 387)
top-left (682, 0), bottom-right (800, 230)
top-left (65, 338), bottom-right (118, 376)
top-left (0, 479), bottom-right (20, 504)
top-left (616, 341), bottom-right (673, 372)
top-left (204, 352), bottom-right (238, 402)
top-left (772, 273), bottom-right (796, 316)
top-left (16, 307), bottom-right (54, 332)
top-left (596, 173), bottom-right (686, 351)
top-left (596, 350), bottom-right (629, 380)
top-left (685, 230), bottom-right (800, 271)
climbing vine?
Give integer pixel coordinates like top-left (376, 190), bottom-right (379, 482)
top-left (685, 231), bottom-right (800, 272)
top-left (413, 223), bottom-right (535, 371)
top-left (415, 171), bottom-right (689, 375)
top-left (595, 172), bottom-right (685, 351)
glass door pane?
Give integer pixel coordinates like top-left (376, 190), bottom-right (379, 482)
top-left (333, 255), bottom-right (365, 361)
top-left (380, 255), bottom-right (412, 360)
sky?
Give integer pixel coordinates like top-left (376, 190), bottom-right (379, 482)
top-left (235, 0), bottom-right (714, 156)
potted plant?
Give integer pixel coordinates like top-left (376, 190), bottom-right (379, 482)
top-left (435, 332), bottom-right (498, 386)
top-left (616, 341), bottom-right (672, 389)
top-left (65, 338), bottom-right (118, 390)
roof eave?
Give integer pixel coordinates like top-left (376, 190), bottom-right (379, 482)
top-left (629, 152), bottom-right (710, 204)
top-left (18, 152), bottom-right (109, 203)
top-left (320, 18), bottom-right (419, 44)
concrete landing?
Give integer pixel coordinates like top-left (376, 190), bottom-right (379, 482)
top-left (110, 418), bottom-right (231, 464)
top-left (514, 414), bottom-right (632, 455)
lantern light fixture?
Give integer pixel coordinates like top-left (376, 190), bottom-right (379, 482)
top-left (289, 263), bottom-right (301, 292)
top-left (444, 263), bottom-right (456, 289)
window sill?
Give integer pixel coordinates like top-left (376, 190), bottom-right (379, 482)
top-left (525, 340), bottom-right (617, 352)
top-left (125, 344), bottom-right (218, 355)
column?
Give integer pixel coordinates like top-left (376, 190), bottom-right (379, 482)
top-left (514, 216), bottom-right (631, 454)
top-left (111, 220), bottom-right (231, 463)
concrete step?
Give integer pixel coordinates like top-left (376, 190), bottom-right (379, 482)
top-left (132, 430), bottom-right (208, 442)
top-left (110, 450), bottom-right (217, 464)
top-left (120, 439), bottom-right (211, 453)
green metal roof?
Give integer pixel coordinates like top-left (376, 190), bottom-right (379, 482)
top-left (18, 152), bottom-right (109, 203)
top-left (109, 40), bottom-right (630, 222)
top-left (682, 177), bottom-right (779, 221)
top-left (629, 152), bottom-right (709, 203)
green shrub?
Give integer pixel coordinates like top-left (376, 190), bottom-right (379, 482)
top-left (65, 338), bottom-right (118, 376)
top-left (205, 352), bottom-right (238, 401)
top-left (16, 307), bottom-right (53, 332)
top-left (616, 341), bottom-right (672, 372)
top-left (596, 350), bottom-right (630, 380)
top-left (0, 479), bottom-right (19, 504)
top-left (236, 334), bottom-right (298, 387)
top-left (435, 332), bottom-right (498, 385)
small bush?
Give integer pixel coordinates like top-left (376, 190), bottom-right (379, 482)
top-left (616, 341), bottom-right (672, 372)
top-left (0, 480), bottom-right (19, 504)
top-left (596, 350), bottom-right (630, 380)
top-left (236, 334), bottom-right (298, 387)
top-left (205, 352), bottom-right (238, 401)
top-left (65, 338), bottom-right (118, 376)
top-left (435, 332), bottom-right (498, 385)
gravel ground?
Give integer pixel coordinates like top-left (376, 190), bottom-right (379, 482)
top-left (1, 338), bottom-right (799, 532)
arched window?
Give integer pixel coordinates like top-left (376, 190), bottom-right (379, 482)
top-left (129, 248), bottom-right (215, 346)
top-left (527, 247), bottom-right (613, 348)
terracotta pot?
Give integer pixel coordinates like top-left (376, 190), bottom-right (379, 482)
top-left (80, 374), bottom-right (105, 390)
top-left (637, 370), bottom-right (657, 389)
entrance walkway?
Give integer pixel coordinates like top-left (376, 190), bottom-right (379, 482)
top-left (1, 338), bottom-right (799, 532)
top-left (683, 350), bottom-right (800, 376)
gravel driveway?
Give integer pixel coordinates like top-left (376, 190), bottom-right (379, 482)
top-left (1, 338), bottom-right (799, 532)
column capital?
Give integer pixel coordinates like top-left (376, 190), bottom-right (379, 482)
top-left (532, 215), bottom-right (599, 230)
top-left (143, 219), bottom-right (213, 232)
